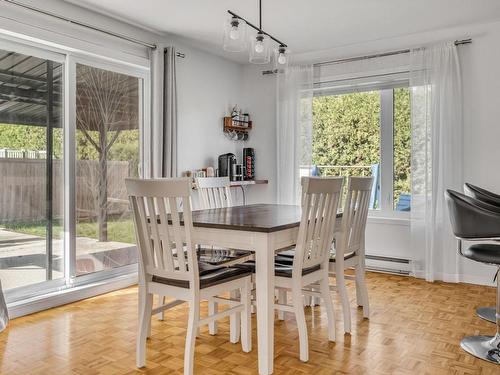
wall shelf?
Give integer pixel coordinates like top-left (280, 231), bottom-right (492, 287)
top-left (229, 179), bottom-right (268, 187)
top-left (223, 117), bottom-right (252, 133)
top-left (192, 179), bottom-right (268, 189)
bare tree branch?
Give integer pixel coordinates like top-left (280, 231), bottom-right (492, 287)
top-left (106, 130), bottom-right (122, 153)
top-left (75, 64), bottom-right (139, 242)
top-left (80, 129), bottom-right (101, 153)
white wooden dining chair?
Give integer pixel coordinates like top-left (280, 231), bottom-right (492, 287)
top-left (330, 176), bottom-right (373, 334)
top-left (237, 176), bottom-right (343, 362)
top-left (126, 178), bottom-right (252, 375)
top-left (275, 177), bottom-right (343, 361)
top-left (196, 176), bottom-right (233, 209)
top-left (195, 176), bottom-right (254, 340)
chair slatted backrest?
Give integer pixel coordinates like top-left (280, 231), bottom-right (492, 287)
top-left (339, 176), bottom-right (373, 255)
top-left (196, 177), bottom-right (233, 209)
top-left (126, 178), bottom-right (198, 288)
top-left (293, 177), bottom-right (344, 274)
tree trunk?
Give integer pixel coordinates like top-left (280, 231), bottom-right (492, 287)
top-left (98, 127), bottom-right (108, 242)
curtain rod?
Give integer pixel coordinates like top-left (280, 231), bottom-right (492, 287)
top-left (262, 38), bottom-right (472, 75)
top-left (315, 38), bottom-right (471, 67)
top-left (2, 0), bottom-right (158, 50)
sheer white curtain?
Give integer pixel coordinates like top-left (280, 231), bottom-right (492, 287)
top-left (410, 42), bottom-right (463, 282)
top-left (276, 65), bottom-right (314, 205)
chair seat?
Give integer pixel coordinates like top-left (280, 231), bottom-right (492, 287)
top-left (329, 251), bottom-right (356, 262)
top-left (274, 255), bottom-right (294, 265)
top-left (276, 248), bottom-right (356, 264)
top-left (462, 244), bottom-right (500, 265)
top-left (197, 247), bottom-right (254, 266)
top-left (235, 261), bottom-right (321, 278)
top-left (277, 248), bottom-right (295, 258)
top-left (152, 262), bottom-right (251, 289)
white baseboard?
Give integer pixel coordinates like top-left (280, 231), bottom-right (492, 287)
top-left (7, 274), bottom-right (138, 319)
top-left (366, 252), bottom-right (496, 287)
top-left (365, 255), bottom-right (411, 275)
top-left (412, 270), bottom-right (495, 287)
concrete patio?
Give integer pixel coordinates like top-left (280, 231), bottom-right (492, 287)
top-left (0, 228), bottom-right (137, 291)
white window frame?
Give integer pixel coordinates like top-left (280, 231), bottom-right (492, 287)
top-left (0, 39), bottom-right (68, 303)
top-left (66, 54), bottom-right (149, 285)
top-left (312, 82), bottom-right (410, 220)
top-left (0, 32), bottom-right (151, 304)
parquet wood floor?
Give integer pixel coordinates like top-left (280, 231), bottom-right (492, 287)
top-left (0, 272), bottom-right (499, 374)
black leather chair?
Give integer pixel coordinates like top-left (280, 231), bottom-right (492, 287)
top-left (446, 190), bottom-right (500, 364)
top-left (465, 183), bottom-right (500, 207)
top-left (464, 183), bottom-right (500, 323)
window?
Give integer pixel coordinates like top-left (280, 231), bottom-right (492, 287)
top-left (393, 87), bottom-right (411, 211)
top-left (0, 37), bottom-right (149, 302)
top-left (75, 63), bottom-right (140, 276)
top-left (312, 85), bottom-right (411, 214)
top-left (0, 47), bottom-right (65, 292)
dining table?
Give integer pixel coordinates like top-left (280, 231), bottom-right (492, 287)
top-left (184, 203), bottom-right (342, 375)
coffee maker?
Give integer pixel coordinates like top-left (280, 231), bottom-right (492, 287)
top-left (218, 153), bottom-right (237, 181)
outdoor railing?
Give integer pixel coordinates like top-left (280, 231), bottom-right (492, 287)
top-left (300, 164), bottom-right (411, 211)
top-left (300, 165), bottom-right (374, 177)
top-left (300, 164), bottom-right (380, 209)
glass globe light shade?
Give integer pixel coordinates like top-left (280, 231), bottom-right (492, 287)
top-left (278, 53), bottom-right (287, 64)
top-left (255, 41), bottom-right (265, 53)
top-left (223, 16), bottom-right (247, 52)
top-left (274, 46), bottom-right (290, 69)
top-left (249, 32), bottom-right (271, 64)
top-left (229, 26), bottom-right (239, 40)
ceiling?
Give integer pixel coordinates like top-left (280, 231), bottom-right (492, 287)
top-left (66, 0), bottom-right (500, 63)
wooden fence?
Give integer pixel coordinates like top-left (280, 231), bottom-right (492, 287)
top-left (0, 158), bottom-right (132, 223)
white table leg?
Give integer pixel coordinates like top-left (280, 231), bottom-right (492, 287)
top-left (255, 234), bottom-right (275, 375)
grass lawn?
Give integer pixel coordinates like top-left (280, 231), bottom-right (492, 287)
top-left (2, 217), bottom-right (136, 244)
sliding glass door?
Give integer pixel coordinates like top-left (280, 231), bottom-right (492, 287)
top-left (0, 38), bottom-right (148, 300)
top-left (74, 62), bottom-right (141, 276)
top-left (0, 45), bottom-right (65, 292)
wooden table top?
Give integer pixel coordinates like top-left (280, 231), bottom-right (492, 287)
top-left (190, 204), bottom-right (342, 233)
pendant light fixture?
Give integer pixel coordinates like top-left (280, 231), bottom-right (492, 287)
top-left (274, 45), bottom-right (290, 68)
top-left (222, 15), bottom-right (247, 52)
top-left (249, 31), bottom-right (270, 64)
top-left (224, 0), bottom-right (289, 66)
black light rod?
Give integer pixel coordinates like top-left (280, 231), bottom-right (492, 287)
top-left (259, 0), bottom-right (262, 30)
top-left (227, 10), bottom-right (287, 48)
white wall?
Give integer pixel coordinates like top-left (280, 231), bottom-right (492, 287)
top-left (240, 66), bottom-right (277, 204)
top-left (169, 42), bottom-right (279, 206)
top-left (457, 22), bottom-right (500, 285)
top-left (174, 41), bottom-right (243, 176)
top-left (173, 55), bottom-right (277, 206)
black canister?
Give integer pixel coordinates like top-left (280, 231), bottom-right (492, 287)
top-left (243, 148), bottom-right (255, 180)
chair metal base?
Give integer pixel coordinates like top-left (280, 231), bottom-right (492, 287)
top-left (477, 307), bottom-right (496, 324)
top-left (461, 334), bottom-right (500, 364)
